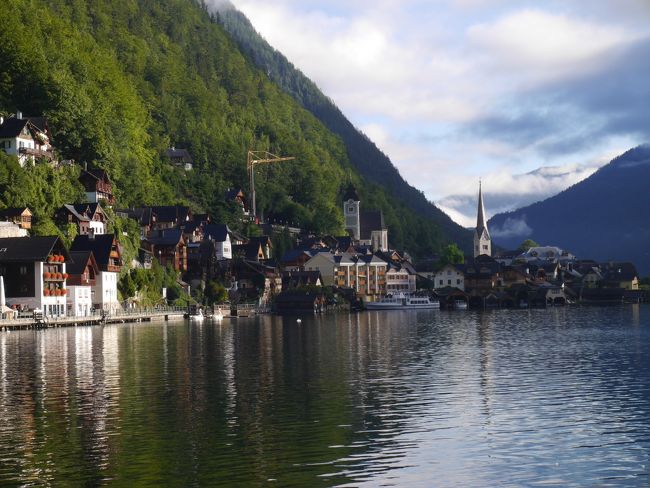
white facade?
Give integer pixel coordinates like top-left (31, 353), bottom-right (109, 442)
top-left (67, 286), bottom-right (93, 316)
top-left (216, 234), bottom-right (232, 260)
top-left (386, 268), bottom-right (417, 294)
top-left (370, 230), bottom-right (389, 253)
top-left (93, 271), bottom-right (120, 312)
top-left (5, 261), bottom-right (68, 317)
top-left (0, 222), bottom-right (28, 238)
top-left (78, 220), bottom-right (106, 236)
top-left (432, 264), bottom-right (465, 291)
top-left (305, 253), bottom-right (337, 286)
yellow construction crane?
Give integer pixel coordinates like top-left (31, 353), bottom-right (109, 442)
top-left (247, 150), bottom-right (295, 219)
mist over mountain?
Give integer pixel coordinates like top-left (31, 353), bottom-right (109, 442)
top-left (489, 145), bottom-right (650, 274)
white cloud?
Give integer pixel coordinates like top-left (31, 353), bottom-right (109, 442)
top-left (219, 1), bottom-right (650, 228)
top-left (467, 9), bottom-right (640, 84)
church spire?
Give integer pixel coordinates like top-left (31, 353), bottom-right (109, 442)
top-left (474, 180), bottom-right (491, 257)
top-left (476, 180), bottom-right (489, 239)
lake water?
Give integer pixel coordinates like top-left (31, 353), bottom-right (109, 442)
top-left (1, 306), bottom-right (649, 487)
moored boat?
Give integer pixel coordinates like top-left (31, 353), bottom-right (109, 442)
top-left (365, 294), bottom-right (440, 310)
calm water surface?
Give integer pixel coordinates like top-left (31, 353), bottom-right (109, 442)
top-left (1, 306), bottom-right (650, 487)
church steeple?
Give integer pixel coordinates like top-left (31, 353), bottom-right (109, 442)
top-left (474, 181), bottom-right (491, 257)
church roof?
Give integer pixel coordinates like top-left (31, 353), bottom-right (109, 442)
top-left (475, 182), bottom-right (490, 240)
top-left (360, 210), bottom-right (385, 240)
top-left (343, 184), bottom-right (360, 202)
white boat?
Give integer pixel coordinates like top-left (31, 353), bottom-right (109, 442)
top-left (366, 294), bottom-right (440, 310)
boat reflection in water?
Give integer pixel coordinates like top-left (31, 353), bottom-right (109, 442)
top-left (365, 293), bottom-right (440, 310)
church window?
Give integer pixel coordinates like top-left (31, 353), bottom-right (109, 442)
top-left (348, 206), bottom-right (354, 213)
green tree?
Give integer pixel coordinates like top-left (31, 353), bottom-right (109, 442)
top-left (438, 243), bottom-right (465, 266)
top-left (517, 239), bottom-right (539, 253)
top-left (204, 281), bottom-right (228, 305)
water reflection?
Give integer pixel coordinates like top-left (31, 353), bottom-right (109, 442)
top-left (0, 307), bottom-right (649, 486)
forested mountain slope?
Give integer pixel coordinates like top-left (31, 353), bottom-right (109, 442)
top-left (488, 145), bottom-right (650, 274)
top-left (0, 0), bottom-right (462, 257)
top-left (212, 3), bottom-right (472, 251)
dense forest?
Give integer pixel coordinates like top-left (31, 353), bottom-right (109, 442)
top-left (0, 0), bottom-right (463, 258)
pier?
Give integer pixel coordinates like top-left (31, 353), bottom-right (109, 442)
top-left (0, 306), bottom-right (187, 330)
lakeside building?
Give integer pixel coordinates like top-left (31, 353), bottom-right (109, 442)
top-left (343, 184), bottom-right (388, 252)
top-left (0, 236), bottom-right (69, 317)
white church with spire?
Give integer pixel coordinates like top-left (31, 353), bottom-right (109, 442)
top-left (474, 181), bottom-right (491, 258)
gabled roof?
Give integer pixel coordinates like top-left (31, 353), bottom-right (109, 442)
top-left (60, 203), bottom-right (104, 222)
top-left (146, 228), bottom-right (184, 247)
top-left (360, 210), bottom-right (385, 239)
top-left (601, 262), bottom-right (638, 281)
top-left (166, 147), bottom-right (193, 163)
top-left (67, 250), bottom-right (98, 276)
top-left (71, 234), bottom-right (119, 267)
top-left (0, 118), bottom-right (29, 139)
top-left (0, 236), bottom-right (67, 262)
top-left (204, 224), bottom-right (229, 243)
top-left (0, 207), bottom-right (32, 219)
top-left (150, 205), bottom-right (191, 224)
top-left (80, 168), bottom-right (111, 184)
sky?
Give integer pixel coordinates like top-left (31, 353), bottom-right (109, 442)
top-left (217, 0), bottom-right (650, 227)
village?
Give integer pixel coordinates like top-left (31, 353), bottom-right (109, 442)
top-left (0, 113), bottom-right (645, 324)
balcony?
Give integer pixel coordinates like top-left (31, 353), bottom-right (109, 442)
top-left (19, 147), bottom-right (55, 161)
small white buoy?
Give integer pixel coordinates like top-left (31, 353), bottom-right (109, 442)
top-left (296, 318), bottom-right (302, 323)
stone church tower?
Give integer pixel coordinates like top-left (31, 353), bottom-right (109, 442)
top-left (474, 181), bottom-right (491, 257)
top-left (343, 184), bottom-right (361, 240)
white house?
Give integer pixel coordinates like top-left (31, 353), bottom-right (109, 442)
top-left (57, 203), bottom-right (107, 236)
top-left (204, 224), bottom-right (233, 260)
top-left (66, 286), bottom-right (93, 317)
top-left (70, 234), bottom-right (123, 312)
top-left (386, 263), bottom-right (417, 294)
top-left (431, 264), bottom-right (465, 291)
top-left (0, 113), bottom-right (56, 167)
top-left (0, 236), bottom-right (70, 317)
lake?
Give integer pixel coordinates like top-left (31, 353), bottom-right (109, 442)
top-left (1, 306), bottom-right (649, 487)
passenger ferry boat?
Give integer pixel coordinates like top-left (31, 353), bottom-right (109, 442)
top-left (365, 294), bottom-right (440, 310)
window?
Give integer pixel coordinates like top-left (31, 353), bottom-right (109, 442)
top-left (347, 206), bottom-right (355, 213)
top-left (448, 279), bottom-right (451, 285)
top-left (457, 279), bottom-right (461, 285)
top-left (20, 265), bottom-right (27, 275)
top-left (483, 245), bottom-right (488, 250)
top-left (439, 279), bottom-right (443, 285)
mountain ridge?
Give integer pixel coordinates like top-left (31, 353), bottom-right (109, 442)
top-left (488, 145), bottom-right (650, 274)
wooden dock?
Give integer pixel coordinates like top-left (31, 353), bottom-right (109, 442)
top-left (0, 307), bottom-right (187, 330)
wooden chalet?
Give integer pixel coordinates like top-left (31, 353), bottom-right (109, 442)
top-left (0, 207), bottom-right (32, 230)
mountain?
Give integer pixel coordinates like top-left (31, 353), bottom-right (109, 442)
top-left (0, 0), bottom-right (462, 257)
top-left (488, 145), bottom-right (650, 274)
top-left (210, 2), bottom-right (471, 251)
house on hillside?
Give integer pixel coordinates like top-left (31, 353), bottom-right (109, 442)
top-left (204, 224), bottom-right (233, 260)
top-left (166, 147), bottom-right (193, 171)
top-left (56, 203), bottom-right (107, 236)
top-left (281, 270), bottom-right (322, 290)
top-left (80, 169), bottom-right (115, 205)
top-left (0, 236), bottom-right (70, 316)
top-left (116, 207), bottom-right (154, 239)
top-left (71, 234), bottom-right (123, 311)
top-left (224, 188), bottom-right (249, 216)
top-left (0, 207), bottom-right (32, 230)
top-left (0, 113), bottom-right (56, 166)
top-left (149, 206), bottom-right (192, 231)
top-left (144, 228), bottom-right (187, 272)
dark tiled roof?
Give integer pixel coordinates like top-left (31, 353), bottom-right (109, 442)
top-left (360, 210), bottom-right (385, 240)
top-left (166, 148), bottom-right (193, 162)
top-left (0, 236), bottom-right (64, 262)
top-left (150, 206), bottom-right (190, 224)
top-left (146, 229), bottom-right (184, 247)
top-left (0, 207), bottom-right (31, 219)
top-left (343, 184), bottom-right (360, 201)
top-left (71, 234), bottom-right (117, 267)
top-left (601, 262), bottom-right (639, 282)
top-left (0, 118), bottom-right (29, 138)
top-left (204, 224), bottom-right (229, 242)
top-left (67, 250), bottom-right (96, 276)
